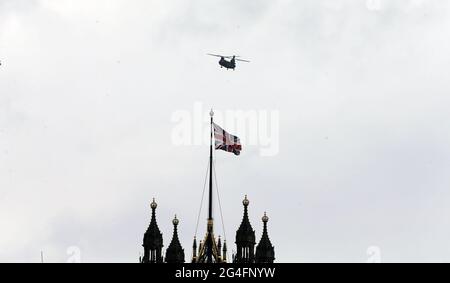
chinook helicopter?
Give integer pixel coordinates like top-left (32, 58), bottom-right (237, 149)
top-left (207, 54), bottom-right (250, 70)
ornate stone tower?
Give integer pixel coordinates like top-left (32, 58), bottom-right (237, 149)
top-left (234, 195), bottom-right (256, 263)
top-left (255, 212), bottom-right (275, 263)
top-left (165, 215), bottom-right (185, 263)
top-left (142, 198), bottom-right (163, 263)
top-left (192, 110), bottom-right (225, 263)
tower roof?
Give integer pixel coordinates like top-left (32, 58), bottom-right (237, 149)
top-left (165, 215), bottom-right (185, 263)
top-left (256, 212), bottom-right (275, 263)
top-left (235, 195), bottom-right (256, 244)
top-left (143, 198), bottom-right (163, 249)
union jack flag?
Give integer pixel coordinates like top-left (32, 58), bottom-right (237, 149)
top-left (213, 123), bottom-right (242, 156)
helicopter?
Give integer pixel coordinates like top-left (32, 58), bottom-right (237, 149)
top-left (207, 54), bottom-right (250, 70)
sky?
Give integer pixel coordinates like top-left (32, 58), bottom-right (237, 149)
top-left (1, 0), bottom-right (450, 263)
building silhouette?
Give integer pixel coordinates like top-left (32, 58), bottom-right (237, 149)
top-left (141, 195), bottom-right (275, 264)
top-left (255, 212), bottom-right (275, 263)
top-left (234, 195), bottom-right (256, 263)
top-left (141, 198), bottom-right (163, 263)
top-left (165, 215), bottom-right (185, 263)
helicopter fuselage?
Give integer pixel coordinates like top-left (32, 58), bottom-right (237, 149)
top-left (208, 53), bottom-right (249, 70)
top-left (219, 57), bottom-right (236, 70)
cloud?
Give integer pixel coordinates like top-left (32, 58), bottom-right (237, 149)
top-left (1, 0), bottom-right (450, 263)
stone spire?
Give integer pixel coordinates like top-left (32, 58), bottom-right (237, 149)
top-left (255, 212), bottom-right (275, 263)
top-left (234, 195), bottom-right (256, 263)
top-left (165, 215), bottom-right (185, 263)
top-left (223, 240), bottom-right (228, 262)
top-left (217, 236), bottom-right (222, 260)
top-left (142, 198), bottom-right (163, 263)
top-left (191, 237), bottom-right (197, 263)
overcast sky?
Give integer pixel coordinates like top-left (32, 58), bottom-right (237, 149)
top-left (1, 0), bottom-right (450, 263)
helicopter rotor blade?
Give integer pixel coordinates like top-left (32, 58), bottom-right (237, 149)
top-left (207, 53), bottom-right (224, 58)
top-left (207, 53), bottom-right (242, 59)
top-left (207, 53), bottom-right (249, 62)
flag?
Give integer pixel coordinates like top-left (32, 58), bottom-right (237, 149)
top-left (213, 123), bottom-right (242, 156)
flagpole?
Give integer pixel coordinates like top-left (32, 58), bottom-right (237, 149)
top-left (207, 109), bottom-right (214, 263)
top-left (194, 109), bottom-right (240, 263)
top-left (209, 109), bottom-right (213, 221)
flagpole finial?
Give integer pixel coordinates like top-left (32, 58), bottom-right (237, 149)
top-left (210, 109), bottom-right (214, 117)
